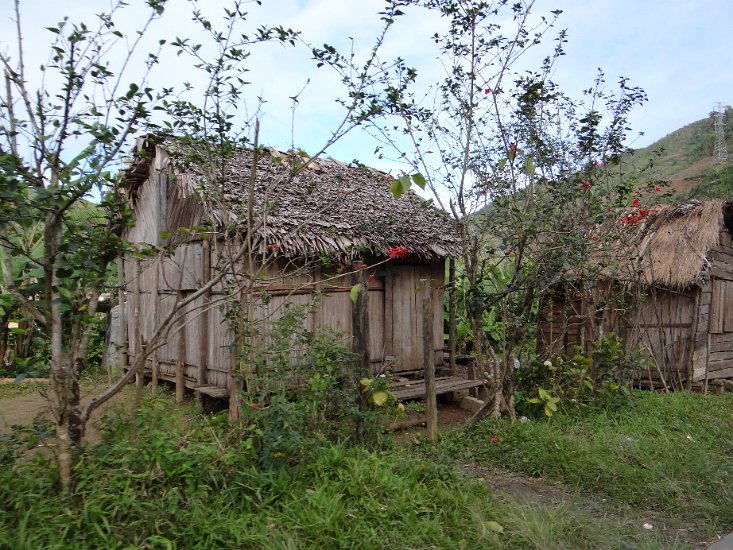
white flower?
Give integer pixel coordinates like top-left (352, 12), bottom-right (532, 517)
top-left (543, 360), bottom-right (552, 367)
top-left (643, 523), bottom-right (653, 530)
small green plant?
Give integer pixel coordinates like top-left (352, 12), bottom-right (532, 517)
top-left (517, 334), bottom-right (641, 417)
top-left (237, 304), bottom-right (390, 468)
top-left (526, 387), bottom-right (561, 417)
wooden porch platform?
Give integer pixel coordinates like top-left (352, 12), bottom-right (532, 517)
top-left (148, 372), bottom-right (485, 401)
top-left (391, 375), bottom-right (486, 401)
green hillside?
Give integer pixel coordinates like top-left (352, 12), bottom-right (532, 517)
top-left (621, 106), bottom-right (733, 200)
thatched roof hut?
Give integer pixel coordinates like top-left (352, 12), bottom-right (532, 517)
top-left (119, 136), bottom-right (481, 404)
top-left (538, 199), bottom-right (733, 391)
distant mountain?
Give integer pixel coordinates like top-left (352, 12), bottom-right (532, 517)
top-left (621, 107), bottom-right (733, 201)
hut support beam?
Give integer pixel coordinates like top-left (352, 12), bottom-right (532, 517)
top-left (423, 279), bottom-right (437, 441)
top-left (176, 291), bottom-right (185, 404)
top-left (352, 267), bottom-right (370, 372)
top-left (197, 240), bottom-right (210, 405)
top-left (133, 258), bottom-right (143, 394)
top-left (151, 259), bottom-right (160, 392)
top-left (116, 257), bottom-right (128, 382)
top-left (448, 259), bottom-right (456, 374)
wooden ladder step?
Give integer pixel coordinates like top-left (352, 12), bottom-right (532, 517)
top-left (195, 385), bottom-right (230, 398)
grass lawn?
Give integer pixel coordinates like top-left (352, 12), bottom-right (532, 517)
top-left (0, 386), bottom-right (731, 548)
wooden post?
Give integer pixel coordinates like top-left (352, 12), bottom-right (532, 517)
top-left (384, 270), bottom-right (394, 360)
top-left (423, 278), bottom-right (437, 441)
top-left (116, 257), bottom-right (128, 381)
top-left (704, 331), bottom-right (711, 394)
top-left (176, 291), bottom-right (186, 404)
top-left (352, 267), bottom-right (370, 372)
top-left (448, 258), bottom-right (457, 375)
top-left (151, 259), bottom-right (160, 392)
top-left (197, 240), bottom-right (211, 405)
top-left (228, 286), bottom-right (245, 421)
top-left (133, 257), bottom-right (143, 393)
top-left (685, 290), bottom-right (701, 391)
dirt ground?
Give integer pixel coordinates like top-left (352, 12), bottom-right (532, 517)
top-left (0, 380), bottom-right (134, 442)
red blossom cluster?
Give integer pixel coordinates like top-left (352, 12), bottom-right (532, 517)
top-left (491, 434), bottom-right (500, 444)
top-left (387, 246), bottom-right (409, 259)
top-left (581, 179), bottom-right (592, 191)
top-left (484, 87), bottom-right (492, 94)
top-left (622, 198), bottom-right (658, 226)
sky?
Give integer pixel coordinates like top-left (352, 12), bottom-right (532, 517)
top-left (1, 0), bottom-right (732, 173)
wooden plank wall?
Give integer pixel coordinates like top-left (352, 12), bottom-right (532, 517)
top-left (691, 284), bottom-right (712, 381)
top-left (701, 230), bottom-right (733, 381)
top-left (126, 172), bottom-right (449, 392)
top-left (627, 289), bottom-right (695, 388)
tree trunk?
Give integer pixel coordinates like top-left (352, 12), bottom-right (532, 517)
top-left (0, 310), bottom-right (9, 366)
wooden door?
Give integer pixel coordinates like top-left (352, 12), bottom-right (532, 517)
top-left (385, 263), bottom-right (444, 373)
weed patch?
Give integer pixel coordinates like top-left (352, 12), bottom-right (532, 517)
top-left (424, 390), bottom-right (733, 539)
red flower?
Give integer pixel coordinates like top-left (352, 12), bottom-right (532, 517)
top-left (622, 214), bottom-right (642, 226)
top-left (491, 435), bottom-right (499, 444)
top-left (484, 87), bottom-right (492, 94)
top-left (594, 161), bottom-right (602, 167)
top-left (632, 198), bottom-right (640, 208)
top-left (581, 179), bottom-right (592, 191)
top-left (249, 404), bottom-right (258, 409)
top-left (591, 236), bottom-right (599, 242)
top-left (369, 275), bottom-right (377, 284)
top-left (354, 262), bottom-right (367, 270)
top-left (387, 246), bottom-right (409, 259)
top-left (655, 186), bottom-right (662, 193)
top-left (638, 209), bottom-right (648, 216)
top-left (270, 243), bottom-right (278, 250)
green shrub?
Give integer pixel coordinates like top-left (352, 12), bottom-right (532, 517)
top-left (516, 334), bottom-right (642, 417)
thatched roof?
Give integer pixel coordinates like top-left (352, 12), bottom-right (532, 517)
top-left (601, 199), bottom-right (732, 290)
top-left (125, 137), bottom-right (461, 260)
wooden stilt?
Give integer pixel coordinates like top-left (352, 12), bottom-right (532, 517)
top-left (352, 266), bottom-right (370, 373)
top-left (176, 291), bottom-right (185, 404)
top-left (423, 278), bottom-right (437, 441)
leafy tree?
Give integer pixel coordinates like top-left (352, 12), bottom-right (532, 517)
top-left (0, 0), bottom-right (413, 492)
top-left (369, 0), bottom-right (647, 419)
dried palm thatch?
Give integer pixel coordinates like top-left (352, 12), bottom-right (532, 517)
top-left (602, 199), bottom-right (730, 290)
top-left (125, 136), bottom-right (461, 260)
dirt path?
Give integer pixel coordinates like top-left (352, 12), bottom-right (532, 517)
top-left (0, 380), bottom-right (134, 442)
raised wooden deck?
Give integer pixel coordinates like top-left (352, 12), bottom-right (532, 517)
top-left (391, 375), bottom-right (486, 401)
top-left (148, 372), bottom-right (486, 401)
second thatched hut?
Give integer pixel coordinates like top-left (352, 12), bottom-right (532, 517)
top-left (538, 199), bottom-right (733, 390)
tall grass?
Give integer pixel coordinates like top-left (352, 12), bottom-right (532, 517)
top-left (0, 390), bottom-right (674, 549)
